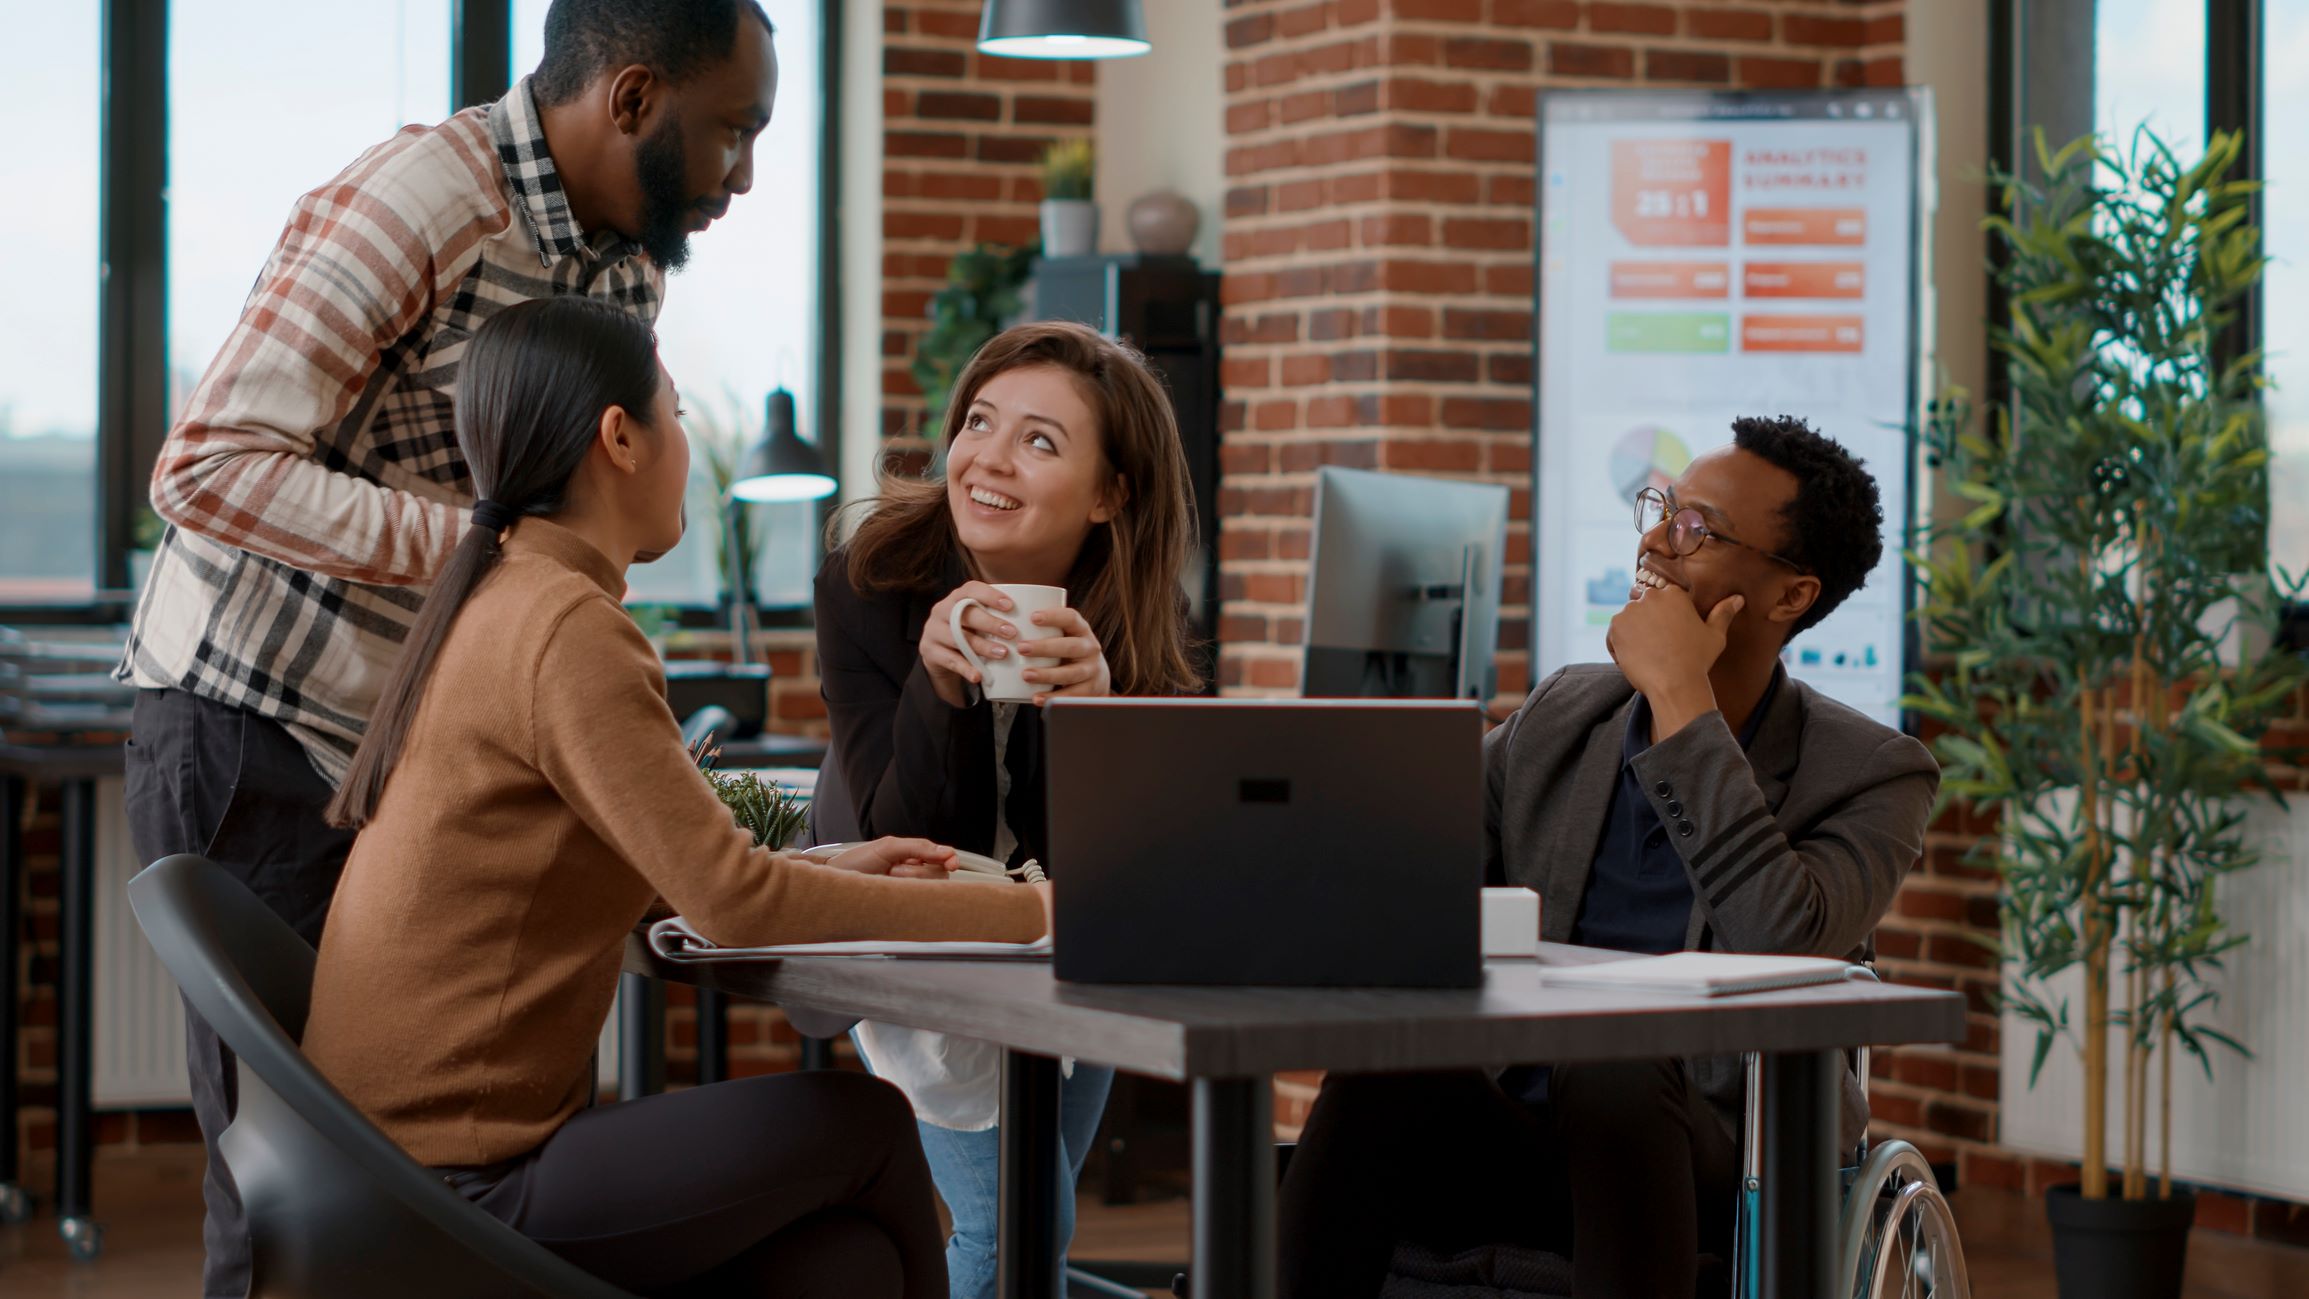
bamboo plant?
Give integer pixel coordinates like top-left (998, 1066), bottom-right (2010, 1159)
top-left (1904, 127), bottom-right (2307, 1202)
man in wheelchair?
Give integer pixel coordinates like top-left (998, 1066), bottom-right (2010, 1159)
top-left (1277, 417), bottom-right (1941, 1299)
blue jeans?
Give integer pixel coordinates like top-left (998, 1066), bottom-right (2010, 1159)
top-left (915, 1062), bottom-right (1115, 1299)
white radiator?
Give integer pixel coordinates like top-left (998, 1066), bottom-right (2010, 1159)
top-left (1999, 795), bottom-right (2309, 1202)
top-left (93, 777), bottom-right (621, 1108)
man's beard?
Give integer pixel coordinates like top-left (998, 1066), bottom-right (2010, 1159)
top-left (634, 116), bottom-right (698, 272)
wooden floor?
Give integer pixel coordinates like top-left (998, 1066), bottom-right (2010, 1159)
top-left (4, 1147), bottom-right (2307, 1297)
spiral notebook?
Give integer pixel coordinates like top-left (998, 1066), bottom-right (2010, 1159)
top-left (1537, 952), bottom-right (1854, 997)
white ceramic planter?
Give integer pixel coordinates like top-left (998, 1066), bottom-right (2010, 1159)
top-left (1040, 199), bottom-right (1099, 258)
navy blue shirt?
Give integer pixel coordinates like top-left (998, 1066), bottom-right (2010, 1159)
top-left (1506, 673), bottom-right (1781, 1106)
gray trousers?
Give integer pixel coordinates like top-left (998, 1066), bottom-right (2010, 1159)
top-left (123, 688), bottom-right (354, 1299)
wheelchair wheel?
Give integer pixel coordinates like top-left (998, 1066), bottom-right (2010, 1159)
top-left (1835, 1139), bottom-right (1971, 1299)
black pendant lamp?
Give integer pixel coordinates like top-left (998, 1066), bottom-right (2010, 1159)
top-left (730, 389), bottom-right (836, 504)
top-left (977, 0), bottom-right (1150, 60)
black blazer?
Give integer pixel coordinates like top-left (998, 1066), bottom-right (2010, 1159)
top-left (807, 548), bottom-right (1048, 866)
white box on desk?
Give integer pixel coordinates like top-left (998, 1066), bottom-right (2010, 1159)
top-left (1481, 887), bottom-right (1541, 958)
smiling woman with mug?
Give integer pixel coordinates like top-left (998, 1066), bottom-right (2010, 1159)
top-left (812, 320), bottom-right (1201, 1297)
top-left (299, 297), bottom-right (1051, 1299)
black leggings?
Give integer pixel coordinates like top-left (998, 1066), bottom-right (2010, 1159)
top-left (451, 1071), bottom-right (946, 1299)
top-left (1276, 1060), bottom-right (1739, 1299)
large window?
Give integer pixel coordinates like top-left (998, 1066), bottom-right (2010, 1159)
top-left (516, 0), bottom-right (828, 609)
top-left (0, 5), bottom-right (102, 603)
top-left (168, 1), bottom-right (451, 427)
top-left (2093, 0), bottom-right (2206, 156)
top-left (2268, 1), bottom-right (2309, 576)
top-left (1, 3), bottom-right (833, 621)
top-left (2085, 1), bottom-right (2304, 583)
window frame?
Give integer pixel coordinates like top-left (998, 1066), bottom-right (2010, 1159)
top-left (1990, 0), bottom-right (2300, 636)
top-left (0, 0), bottom-right (843, 630)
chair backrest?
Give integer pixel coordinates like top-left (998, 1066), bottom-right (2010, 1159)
top-left (128, 855), bottom-right (641, 1299)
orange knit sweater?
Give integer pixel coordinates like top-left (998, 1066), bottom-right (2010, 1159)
top-left (302, 518), bottom-right (1044, 1167)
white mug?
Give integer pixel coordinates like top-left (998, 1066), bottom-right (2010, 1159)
top-left (950, 584), bottom-right (1067, 702)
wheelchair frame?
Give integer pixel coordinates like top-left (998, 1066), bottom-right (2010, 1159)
top-left (1730, 969), bottom-right (1972, 1299)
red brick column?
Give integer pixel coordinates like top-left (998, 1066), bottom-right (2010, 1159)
top-left (1215, 0), bottom-right (1905, 698)
top-left (879, 1), bottom-right (1097, 465)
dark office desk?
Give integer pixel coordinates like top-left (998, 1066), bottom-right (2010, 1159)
top-left (626, 942), bottom-right (1965, 1299)
top-left (0, 741), bottom-right (123, 1258)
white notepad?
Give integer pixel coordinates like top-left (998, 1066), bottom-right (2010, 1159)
top-left (647, 916), bottom-right (1052, 963)
top-left (1538, 952), bottom-right (1854, 997)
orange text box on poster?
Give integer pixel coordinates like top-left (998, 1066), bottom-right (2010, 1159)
top-left (1610, 262), bottom-right (1731, 300)
top-left (1743, 208), bottom-right (1866, 246)
top-left (1611, 139), bottom-right (1732, 247)
top-left (1743, 262), bottom-right (1865, 299)
top-left (1741, 314), bottom-right (1864, 353)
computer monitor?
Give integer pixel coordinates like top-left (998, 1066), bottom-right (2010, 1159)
top-left (1301, 467), bottom-right (1511, 701)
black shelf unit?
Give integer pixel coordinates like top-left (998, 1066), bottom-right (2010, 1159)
top-left (1028, 253), bottom-right (1224, 694)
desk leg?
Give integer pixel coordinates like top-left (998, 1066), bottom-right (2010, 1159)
top-left (1192, 1075), bottom-right (1275, 1299)
top-left (617, 972), bottom-right (666, 1099)
top-left (996, 1050), bottom-right (1062, 1299)
top-left (695, 989), bottom-right (728, 1085)
top-left (1758, 1049), bottom-right (1839, 1299)
top-left (57, 779), bottom-right (100, 1257)
top-left (0, 774), bottom-right (26, 1224)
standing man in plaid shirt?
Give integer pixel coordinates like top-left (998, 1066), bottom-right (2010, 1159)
top-left (117, 3), bottom-right (778, 1292)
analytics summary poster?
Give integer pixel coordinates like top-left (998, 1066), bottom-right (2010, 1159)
top-left (1533, 89), bottom-right (1926, 726)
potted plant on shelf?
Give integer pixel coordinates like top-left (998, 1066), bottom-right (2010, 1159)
top-left (1038, 136), bottom-right (1097, 258)
top-left (691, 736), bottom-right (808, 850)
top-left (912, 241), bottom-right (1039, 432)
top-left (1905, 127), bottom-right (2306, 1299)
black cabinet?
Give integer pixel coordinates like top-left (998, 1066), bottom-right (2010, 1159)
top-left (1029, 254), bottom-right (1222, 693)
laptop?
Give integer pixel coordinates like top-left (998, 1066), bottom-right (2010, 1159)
top-left (1042, 698), bottom-right (1485, 988)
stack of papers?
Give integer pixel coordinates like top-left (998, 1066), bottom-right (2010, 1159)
top-left (1537, 952), bottom-right (1854, 997)
top-left (648, 915), bottom-right (1053, 963)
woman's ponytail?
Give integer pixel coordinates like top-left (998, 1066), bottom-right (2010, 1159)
top-left (324, 298), bottom-right (662, 829)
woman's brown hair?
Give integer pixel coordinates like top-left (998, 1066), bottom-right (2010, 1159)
top-left (326, 297), bottom-right (663, 829)
top-left (843, 321), bottom-right (1202, 697)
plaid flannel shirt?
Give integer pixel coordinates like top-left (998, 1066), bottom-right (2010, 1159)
top-left (120, 79), bottom-right (663, 784)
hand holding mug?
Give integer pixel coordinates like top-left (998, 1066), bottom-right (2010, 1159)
top-left (932, 583), bottom-right (1075, 705)
top-left (1015, 604), bottom-right (1111, 704)
top-left (921, 581), bottom-right (1024, 708)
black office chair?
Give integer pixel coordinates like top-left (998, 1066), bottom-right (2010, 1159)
top-left (128, 854), bottom-right (645, 1299)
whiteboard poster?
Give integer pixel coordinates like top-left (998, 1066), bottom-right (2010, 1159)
top-left (1533, 89), bottom-right (1926, 725)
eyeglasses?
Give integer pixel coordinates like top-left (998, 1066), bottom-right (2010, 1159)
top-left (1632, 487), bottom-right (1809, 572)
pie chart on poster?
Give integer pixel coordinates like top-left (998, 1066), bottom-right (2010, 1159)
top-left (1611, 426), bottom-right (1693, 502)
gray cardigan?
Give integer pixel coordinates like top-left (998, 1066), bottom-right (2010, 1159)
top-left (1485, 663), bottom-right (1941, 1145)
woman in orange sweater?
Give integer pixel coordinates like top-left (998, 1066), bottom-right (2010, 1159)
top-left (299, 296), bottom-right (1045, 1298)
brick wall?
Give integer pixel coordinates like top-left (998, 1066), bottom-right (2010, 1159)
top-left (9, 0), bottom-right (1097, 1175)
top-left (879, 0), bottom-right (1098, 467)
top-left (1211, 0), bottom-right (2304, 1244)
top-left (1213, 0), bottom-right (1903, 698)
top-left (15, 0), bottom-right (2309, 1249)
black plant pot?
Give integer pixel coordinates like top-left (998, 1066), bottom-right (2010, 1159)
top-left (2044, 1184), bottom-right (2197, 1299)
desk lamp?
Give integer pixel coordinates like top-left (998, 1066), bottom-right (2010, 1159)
top-left (723, 388), bottom-right (836, 665)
